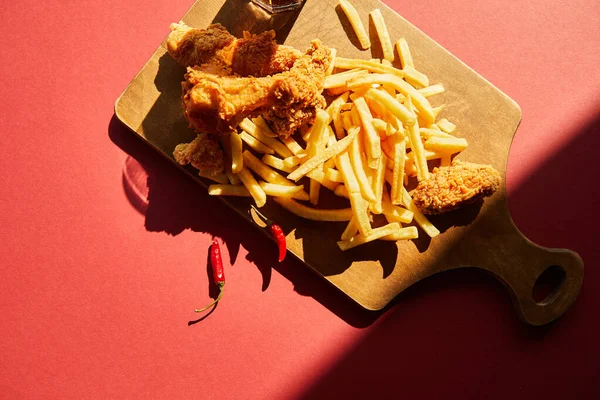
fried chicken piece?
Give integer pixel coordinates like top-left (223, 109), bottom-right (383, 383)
top-left (411, 160), bottom-right (501, 215)
top-left (166, 22), bottom-right (301, 77)
top-left (173, 133), bottom-right (224, 175)
top-left (181, 40), bottom-right (331, 136)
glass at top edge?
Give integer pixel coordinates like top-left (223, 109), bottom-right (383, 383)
top-left (250, 0), bottom-right (305, 14)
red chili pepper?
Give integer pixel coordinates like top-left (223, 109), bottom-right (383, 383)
top-left (195, 238), bottom-right (225, 313)
top-left (251, 205), bottom-right (287, 262)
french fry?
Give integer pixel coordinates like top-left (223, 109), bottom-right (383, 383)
top-left (382, 189), bottom-right (414, 223)
top-left (334, 112), bottom-right (346, 140)
top-left (305, 110), bottom-right (331, 157)
top-left (287, 127), bottom-right (358, 182)
top-left (326, 92), bottom-right (350, 119)
top-left (339, 0), bottom-right (371, 50)
top-left (405, 97), bottom-right (430, 181)
top-left (403, 65), bottom-right (429, 88)
top-left (395, 38), bottom-right (414, 69)
top-left (381, 226), bottom-right (419, 241)
top-left (274, 197), bottom-right (353, 221)
top-left (349, 192), bottom-right (371, 236)
top-left (230, 132), bottom-right (244, 173)
top-left (402, 187), bottom-right (440, 238)
top-left (283, 154), bottom-right (307, 169)
top-left (259, 182), bottom-right (307, 200)
top-left (418, 83), bottom-right (445, 98)
top-left (208, 184), bottom-right (251, 197)
top-left (310, 178), bottom-right (321, 205)
top-left (348, 74), bottom-right (435, 126)
top-left (261, 154), bottom-right (294, 173)
top-left (341, 217), bottom-right (359, 241)
top-left (364, 88), bottom-right (416, 127)
top-left (306, 168), bottom-right (339, 192)
top-left (280, 136), bottom-right (306, 156)
top-left (337, 152), bottom-right (360, 194)
top-left (440, 154), bottom-right (452, 167)
top-left (240, 131), bottom-right (274, 154)
top-left (334, 184), bottom-right (350, 199)
top-left (437, 118), bottom-right (457, 133)
top-left (424, 136), bottom-right (468, 153)
top-left (326, 48), bottom-right (337, 76)
top-left (243, 151), bottom-right (295, 187)
top-left (348, 132), bottom-right (377, 202)
top-left (369, 9), bottom-right (394, 62)
top-left (419, 127), bottom-right (455, 140)
top-left (225, 169), bottom-right (241, 186)
top-left (433, 105), bottom-right (445, 119)
top-left (237, 167), bottom-right (267, 207)
top-left (326, 167), bottom-right (345, 183)
top-left (338, 222), bottom-right (400, 251)
top-left (353, 97), bottom-right (382, 168)
top-left (324, 69), bottom-right (368, 89)
top-left (335, 57), bottom-right (404, 79)
top-left (239, 118), bottom-right (293, 158)
top-left (371, 118), bottom-right (388, 135)
top-left (370, 151), bottom-right (387, 214)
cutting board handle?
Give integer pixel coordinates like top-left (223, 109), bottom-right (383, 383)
top-left (489, 237), bottom-right (584, 326)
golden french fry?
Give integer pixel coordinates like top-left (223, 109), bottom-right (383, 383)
top-left (424, 136), bottom-right (468, 153)
top-left (402, 187), bottom-right (440, 238)
top-left (261, 154), bottom-right (294, 173)
top-left (240, 118), bottom-right (293, 158)
top-left (349, 192), bottom-right (371, 236)
top-left (419, 127), bottom-right (455, 140)
top-left (225, 169), bottom-right (241, 186)
top-left (326, 92), bottom-right (350, 119)
top-left (230, 132), bottom-right (244, 173)
top-left (348, 132), bottom-right (377, 202)
top-left (418, 83), bottom-right (445, 98)
top-left (238, 167), bottom-right (267, 207)
top-left (405, 97), bottom-right (430, 181)
top-left (306, 168), bottom-right (339, 192)
top-left (381, 226), bottom-right (419, 241)
top-left (326, 48), bottom-right (337, 76)
top-left (349, 74), bottom-right (435, 126)
top-left (403, 65), bottom-right (429, 88)
top-left (339, 0), bottom-right (371, 49)
top-left (364, 88), bottom-right (417, 127)
top-left (309, 178), bottom-right (321, 205)
top-left (440, 154), bottom-right (451, 167)
top-left (324, 69), bottom-right (368, 89)
top-left (240, 131), bottom-right (274, 154)
top-left (336, 152), bottom-right (360, 194)
top-left (280, 136), bottom-right (305, 156)
top-left (334, 184), bottom-right (350, 199)
top-left (382, 189), bottom-right (413, 223)
top-left (243, 151), bottom-right (295, 186)
top-left (371, 118), bottom-right (388, 134)
top-left (283, 154), bottom-right (307, 169)
top-left (369, 9), bottom-right (394, 62)
top-left (335, 57), bottom-right (404, 79)
top-left (353, 97), bottom-right (382, 168)
top-left (390, 132), bottom-right (406, 204)
top-left (432, 104), bottom-right (445, 119)
top-left (341, 217), bottom-right (359, 241)
top-left (208, 184), bottom-right (251, 197)
top-left (370, 151), bottom-right (387, 214)
top-left (259, 182), bottom-right (307, 200)
top-left (274, 197), bottom-right (353, 221)
top-left (395, 38), bottom-right (414, 69)
top-left (338, 222), bottom-right (400, 251)
top-left (437, 118), bottom-right (456, 133)
top-left (334, 112), bottom-right (345, 140)
top-left (287, 127), bottom-right (358, 182)
top-left (305, 110), bottom-right (331, 157)
top-left (326, 167), bottom-right (344, 183)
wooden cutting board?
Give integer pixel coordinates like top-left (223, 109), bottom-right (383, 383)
top-left (115, 0), bottom-right (584, 325)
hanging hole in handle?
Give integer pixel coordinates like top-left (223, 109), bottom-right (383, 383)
top-left (532, 265), bottom-right (567, 305)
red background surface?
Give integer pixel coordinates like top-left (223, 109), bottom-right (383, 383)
top-left (1, 0), bottom-right (599, 398)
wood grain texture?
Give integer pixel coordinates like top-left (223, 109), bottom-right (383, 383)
top-left (114, 0), bottom-right (583, 325)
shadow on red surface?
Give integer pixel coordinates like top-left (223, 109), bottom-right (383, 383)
top-left (108, 115), bottom-right (383, 328)
top-left (293, 112), bottom-right (599, 399)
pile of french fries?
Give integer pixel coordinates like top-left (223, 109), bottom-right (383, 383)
top-left (205, 0), bottom-right (469, 251)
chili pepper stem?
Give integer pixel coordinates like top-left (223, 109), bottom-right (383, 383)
top-left (251, 204), bottom-right (273, 226)
top-left (194, 282), bottom-right (225, 313)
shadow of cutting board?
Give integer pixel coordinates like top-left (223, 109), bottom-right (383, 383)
top-left (115, 0), bottom-right (584, 325)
